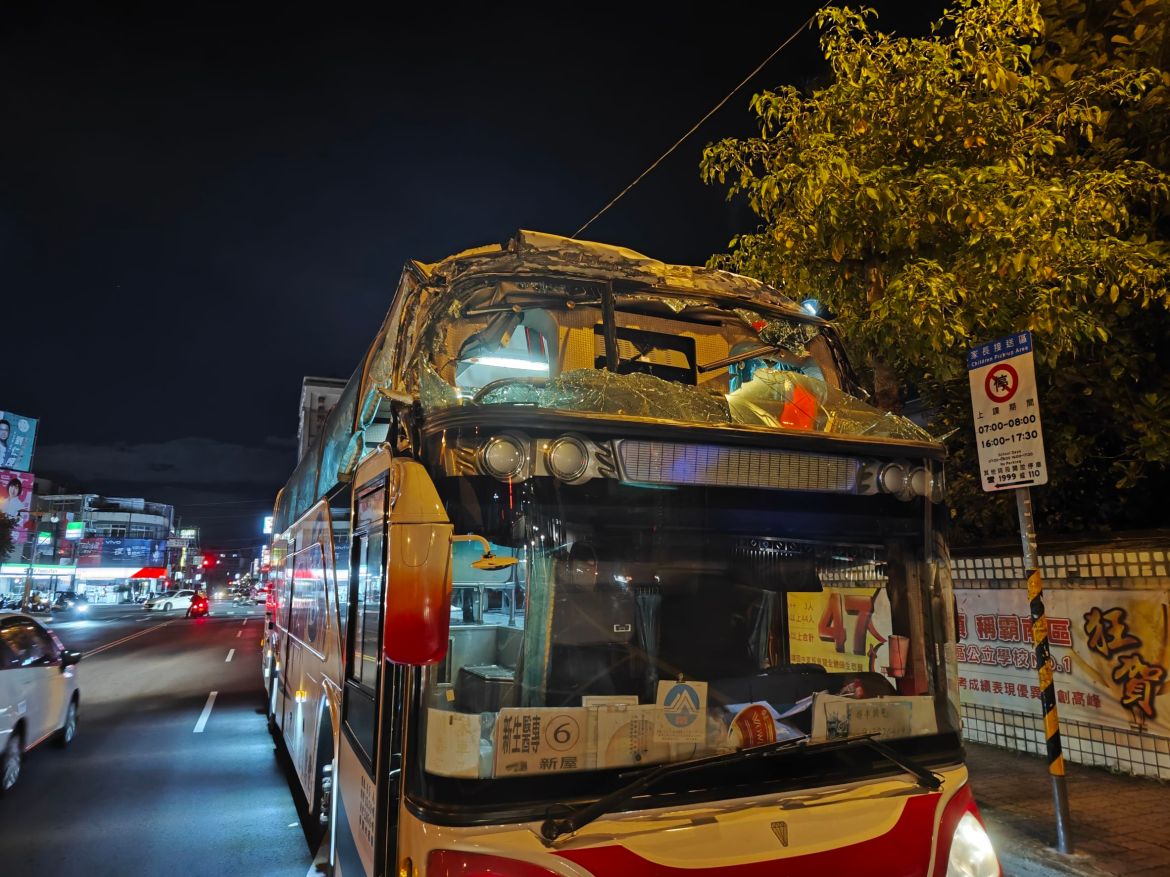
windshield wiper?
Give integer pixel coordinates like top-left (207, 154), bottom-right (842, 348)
top-left (539, 734), bottom-right (941, 844)
top-left (540, 737), bottom-right (808, 844)
top-left (839, 734), bottom-right (942, 792)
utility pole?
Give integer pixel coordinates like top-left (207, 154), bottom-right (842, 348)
top-left (968, 331), bottom-right (1070, 854)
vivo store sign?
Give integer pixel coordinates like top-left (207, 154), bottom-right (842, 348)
top-left (967, 331), bottom-right (1048, 492)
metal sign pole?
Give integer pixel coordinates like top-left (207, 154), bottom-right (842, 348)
top-left (1015, 487), bottom-right (1073, 854)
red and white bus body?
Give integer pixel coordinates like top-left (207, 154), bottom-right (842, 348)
top-left (391, 764), bottom-right (986, 877)
top-left (266, 232), bottom-right (999, 877)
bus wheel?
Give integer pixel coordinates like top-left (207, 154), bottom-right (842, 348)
top-left (309, 718), bottom-right (335, 849)
top-left (318, 760), bottom-right (334, 826)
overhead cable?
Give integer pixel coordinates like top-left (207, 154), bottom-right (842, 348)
top-left (571, 3), bottom-right (827, 240)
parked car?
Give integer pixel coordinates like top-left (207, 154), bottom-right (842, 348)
top-left (51, 592), bottom-right (89, 616)
top-left (0, 612), bottom-right (81, 794)
top-left (143, 589), bottom-right (197, 611)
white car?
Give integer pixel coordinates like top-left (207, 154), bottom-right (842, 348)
top-left (143, 589), bottom-right (197, 611)
top-left (1, 612), bottom-right (81, 794)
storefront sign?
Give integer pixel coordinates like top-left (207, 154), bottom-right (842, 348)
top-left (76, 537), bottom-right (166, 566)
top-left (956, 588), bottom-right (1169, 735)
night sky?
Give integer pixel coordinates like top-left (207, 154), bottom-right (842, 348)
top-left (2, 2), bottom-right (944, 544)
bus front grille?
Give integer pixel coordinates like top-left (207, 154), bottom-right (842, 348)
top-left (615, 440), bottom-right (859, 494)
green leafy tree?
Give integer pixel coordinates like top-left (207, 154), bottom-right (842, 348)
top-left (702, 0), bottom-right (1170, 542)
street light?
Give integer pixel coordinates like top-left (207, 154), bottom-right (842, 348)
top-left (20, 510), bottom-right (78, 610)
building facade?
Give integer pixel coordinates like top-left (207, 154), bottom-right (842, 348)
top-left (1, 493), bottom-right (176, 602)
top-left (297, 376), bottom-right (346, 463)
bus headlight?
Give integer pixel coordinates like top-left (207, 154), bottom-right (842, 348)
top-left (545, 435), bottom-right (590, 482)
top-left (946, 812), bottom-right (1000, 877)
top-left (479, 434), bottom-right (528, 481)
top-left (879, 462), bottom-right (908, 496)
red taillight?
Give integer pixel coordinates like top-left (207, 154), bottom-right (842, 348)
top-left (428, 850), bottom-right (562, 877)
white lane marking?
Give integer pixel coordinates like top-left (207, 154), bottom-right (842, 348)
top-left (236, 630), bottom-right (242, 638)
top-left (194, 691), bottom-right (218, 733)
top-left (241, 618), bottom-right (247, 627)
top-left (226, 649), bottom-right (235, 662)
top-left (84, 621), bottom-right (174, 657)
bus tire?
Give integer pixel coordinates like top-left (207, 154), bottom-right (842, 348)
top-left (309, 717), bottom-right (335, 848)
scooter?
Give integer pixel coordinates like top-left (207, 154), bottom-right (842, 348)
top-left (188, 596), bottom-right (210, 618)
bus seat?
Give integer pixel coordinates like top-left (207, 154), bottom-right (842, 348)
top-left (545, 584), bottom-right (639, 707)
top-left (455, 664), bottom-right (516, 713)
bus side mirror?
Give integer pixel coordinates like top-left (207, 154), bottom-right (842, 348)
top-left (383, 522), bottom-right (455, 665)
top-left (456, 534), bottom-right (519, 572)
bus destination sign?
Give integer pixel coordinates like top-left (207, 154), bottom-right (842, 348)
top-left (967, 331), bottom-right (1048, 492)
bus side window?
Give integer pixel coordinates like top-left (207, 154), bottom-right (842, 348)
top-left (344, 526), bottom-right (384, 764)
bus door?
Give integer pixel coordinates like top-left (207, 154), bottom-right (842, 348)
top-left (335, 478), bottom-right (400, 877)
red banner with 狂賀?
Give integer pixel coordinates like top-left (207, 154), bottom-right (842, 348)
top-left (956, 588), bottom-right (1170, 736)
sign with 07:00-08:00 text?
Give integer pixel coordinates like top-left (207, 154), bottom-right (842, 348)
top-left (967, 331), bottom-right (1048, 492)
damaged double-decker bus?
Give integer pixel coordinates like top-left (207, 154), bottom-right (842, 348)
top-left (263, 230), bottom-right (1000, 877)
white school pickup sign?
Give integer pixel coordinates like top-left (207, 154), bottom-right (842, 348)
top-left (967, 331), bottom-right (1048, 492)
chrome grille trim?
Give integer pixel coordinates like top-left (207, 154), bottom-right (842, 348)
top-left (615, 440), bottom-right (860, 493)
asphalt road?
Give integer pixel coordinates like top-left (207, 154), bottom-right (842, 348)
top-left (0, 603), bottom-right (310, 877)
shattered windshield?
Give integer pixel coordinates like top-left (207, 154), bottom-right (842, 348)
top-left (412, 284), bottom-right (931, 442)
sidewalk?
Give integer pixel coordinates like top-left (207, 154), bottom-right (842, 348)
top-left (965, 742), bottom-right (1170, 877)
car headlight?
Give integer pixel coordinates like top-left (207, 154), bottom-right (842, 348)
top-left (77, 605), bottom-right (88, 613)
top-left (947, 812), bottom-right (1000, 877)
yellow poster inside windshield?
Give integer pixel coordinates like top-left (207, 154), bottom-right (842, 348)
top-left (787, 586), bottom-right (894, 675)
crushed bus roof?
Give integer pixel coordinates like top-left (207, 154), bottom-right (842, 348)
top-left (272, 230), bottom-right (937, 533)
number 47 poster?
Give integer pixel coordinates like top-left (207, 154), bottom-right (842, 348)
top-left (787, 587), bottom-right (895, 677)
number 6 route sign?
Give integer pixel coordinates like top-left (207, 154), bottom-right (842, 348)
top-left (967, 331), bottom-right (1048, 492)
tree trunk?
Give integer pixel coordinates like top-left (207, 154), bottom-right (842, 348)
top-left (872, 359), bottom-right (902, 413)
top-left (864, 260), bottom-right (901, 412)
